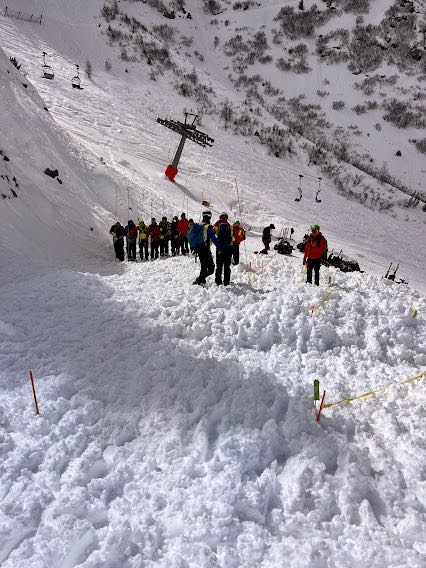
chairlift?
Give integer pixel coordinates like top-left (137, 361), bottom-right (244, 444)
top-left (315, 177), bottom-right (322, 203)
top-left (71, 64), bottom-right (82, 89)
top-left (42, 51), bottom-right (54, 80)
top-left (295, 174), bottom-right (303, 202)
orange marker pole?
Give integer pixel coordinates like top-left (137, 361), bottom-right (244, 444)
top-left (29, 371), bottom-right (40, 415)
top-left (316, 390), bottom-right (326, 422)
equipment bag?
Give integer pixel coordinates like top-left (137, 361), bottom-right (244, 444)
top-left (188, 224), bottom-right (206, 248)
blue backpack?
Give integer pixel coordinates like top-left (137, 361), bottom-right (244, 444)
top-left (188, 223), bottom-right (206, 248)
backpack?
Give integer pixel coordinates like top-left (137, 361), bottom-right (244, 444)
top-left (188, 223), bottom-right (206, 249)
top-left (321, 237), bottom-right (328, 261)
top-left (216, 222), bottom-right (232, 248)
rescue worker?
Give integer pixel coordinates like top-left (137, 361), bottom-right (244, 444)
top-left (214, 212), bottom-right (233, 286)
top-left (138, 220), bottom-right (149, 261)
top-left (170, 216), bottom-right (180, 256)
top-left (159, 216), bottom-right (171, 257)
top-left (148, 218), bottom-right (160, 260)
top-left (303, 224), bottom-right (327, 286)
top-left (259, 224), bottom-right (275, 254)
top-left (231, 220), bottom-right (246, 265)
top-left (125, 220), bottom-right (138, 261)
top-left (177, 212), bottom-right (189, 255)
top-left (109, 221), bottom-right (126, 262)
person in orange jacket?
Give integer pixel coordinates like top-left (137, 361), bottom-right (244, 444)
top-left (177, 212), bottom-right (189, 255)
top-left (231, 220), bottom-right (247, 265)
top-left (303, 224), bottom-right (327, 286)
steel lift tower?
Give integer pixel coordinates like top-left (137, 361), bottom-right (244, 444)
top-left (157, 112), bottom-right (214, 181)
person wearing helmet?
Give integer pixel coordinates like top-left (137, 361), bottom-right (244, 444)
top-left (213, 212), bottom-right (233, 285)
top-left (259, 223), bottom-right (275, 254)
top-left (303, 224), bottom-right (328, 286)
top-left (192, 210), bottom-right (218, 285)
top-left (170, 215), bottom-right (180, 256)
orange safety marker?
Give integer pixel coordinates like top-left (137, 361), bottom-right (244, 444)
top-left (316, 390), bottom-right (326, 422)
top-left (29, 371), bottom-right (40, 415)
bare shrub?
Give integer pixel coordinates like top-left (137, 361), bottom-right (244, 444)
top-left (101, 0), bottom-right (119, 22)
top-left (410, 138), bottom-right (426, 154)
top-left (348, 24), bottom-right (383, 73)
top-left (273, 5), bottom-right (333, 40)
top-left (203, 0), bottom-right (222, 15)
top-left (383, 99), bottom-right (426, 128)
top-left (332, 100), bottom-right (345, 110)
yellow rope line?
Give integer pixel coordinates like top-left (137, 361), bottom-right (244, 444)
top-left (323, 370), bottom-right (426, 409)
top-left (309, 288), bottom-right (342, 316)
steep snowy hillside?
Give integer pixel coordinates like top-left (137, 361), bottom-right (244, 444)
top-left (0, 3), bottom-right (426, 568)
top-left (0, 45), bottom-right (124, 282)
top-left (0, 1), bottom-right (425, 289)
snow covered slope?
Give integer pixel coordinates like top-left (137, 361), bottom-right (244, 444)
top-left (0, 2), bottom-right (426, 567)
top-left (0, 43), bottom-right (122, 283)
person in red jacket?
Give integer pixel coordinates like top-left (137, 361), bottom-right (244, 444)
top-left (148, 218), bottom-right (160, 260)
top-left (177, 212), bottom-right (189, 255)
top-left (231, 220), bottom-right (247, 265)
top-left (303, 224), bottom-right (327, 286)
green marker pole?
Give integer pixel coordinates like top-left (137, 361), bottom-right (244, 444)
top-left (314, 380), bottom-right (320, 407)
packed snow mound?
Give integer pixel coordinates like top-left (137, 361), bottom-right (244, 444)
top-left (0, 252), bottom-right (425, 567)
top-left (0, 46), bottom-right (118, 281)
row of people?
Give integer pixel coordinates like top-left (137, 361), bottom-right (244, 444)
top-left (110, 213), bottom-right (326, 287)
top-left (109, 212), bottom-right (247, 267)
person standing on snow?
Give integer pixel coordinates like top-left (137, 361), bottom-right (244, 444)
top-left (125, 220), bottom-right (138, 261)
top-left (138, 220), bottom-right (149, 261)
top-left (177, 212), bottom-right (190, 255)
top-left (170, 216), bottom-right (180, 256)
top-left (231, 220), bottom-right (247, 265)
top-left (159, 216), bottom-right (171, 257)
top-left (109, 221), bottom-right (126, 262)
top-left (191, 210), bottom-right (218, 286)
top-left (303, 224), bottom-right (327, 286)
top-left (214, 212), bottom-right (233, 286)
top-left (148, 218), bottom-right (160, 260)
top-left (259, 223), bottom-right (275, 254)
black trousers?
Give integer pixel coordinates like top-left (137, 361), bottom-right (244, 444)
top-left (232, 243), bottom-right (240, 265)
top-left (127, 238), bottom-right (137, 260)
top-left (114, 239), bottom-right (124, 261)
top-left (196, 246), bottom-right (215, 284)
top-left (180, 236), bottom-right (189, 255)
top-left (150, 240), bottom-right (159, 259)
top-left (171, 236), bottom-right (180, 256)
top-left (216, 247), bottom-right (232, 285)
top-left (307, 258), bottom-right (321, 286)
top-left (160, 238), bottom-right (169, 256)
top-left (139, 240), bottom-right (149, 260)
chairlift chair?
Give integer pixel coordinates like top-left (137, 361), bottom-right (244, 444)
top-left (71, 64), bottom-right (82, 89)
top-left (41, 52), bottom-right (54, 80)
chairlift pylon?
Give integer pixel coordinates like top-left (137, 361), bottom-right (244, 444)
top-left (71, 64), bottom-right (82, 89)
top-left (41, 51), bottom-right (54, 80)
